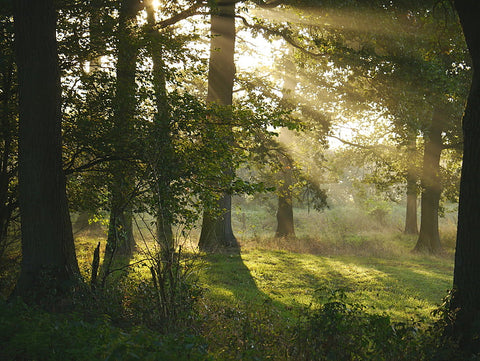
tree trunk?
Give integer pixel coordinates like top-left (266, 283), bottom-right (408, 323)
top-left (404, 136), bottom-right (418, 235)
top-left (0, 37), bottom-right (15, 259)
top-left (404, 177), bottom-right (418, 235)
top-left (275, 172), bottom-right (295, 238)
top-left (414, 107), bottom-right (443, 253)
top-left (145, 1), bottom-right (174, 250)
top-left (88, 0), bottom-right (106, 72)
top-left (73, 1), bottom-right (106, 236)
top-left (275, 48), bottom-right (297, 238)
top-left (198, 0), bottom-right (238, 251)
top-left (106, 0), bottom-right (139, 257)
top-left (199, 193), bottom-right (237, 250)
top-left (13, 0), bottom-right (79, 298)
top-left (449, 0), bottom-right (480, 353)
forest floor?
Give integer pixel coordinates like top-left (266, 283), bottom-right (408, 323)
top-left (201, 237), bottom-right (453, 322)
top-left (0, 204), bottom-right (458, 360)
top-left (68, 221), bottom-right (456, 359)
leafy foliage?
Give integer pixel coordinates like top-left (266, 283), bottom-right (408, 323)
top-left (0, 298), bottom-right (211, 361)
top-left (290, 288), bottom-right (460, 361)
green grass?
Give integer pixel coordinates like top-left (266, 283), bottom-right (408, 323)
top-left (0, 207), bottom-right (455, 360)
top-left (195, 226), bottom-right (456, 360)
top-left (71, 202), bottom-right (456, 324)
top-left (199, 242), bottom-right (453, 323)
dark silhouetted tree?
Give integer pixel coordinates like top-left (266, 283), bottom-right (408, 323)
top-left (450, 0), bottom-right (480, 354)
top-left (13, 0), bottom-right (79, 298)
top-left (105, 0), bottom-right (141, 257)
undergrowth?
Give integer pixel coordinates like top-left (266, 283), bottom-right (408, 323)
top-left (2, 287), bottom-right (466, 360)
top-left (0, 298), bottom-right (211, 361)
top-left (0, 203), bottom-right (462, 360)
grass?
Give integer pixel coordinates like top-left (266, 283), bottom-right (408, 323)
top-left (71, 202), bottom-right (455, 323)
top-left (199, 240), bottom-right (453, 323)
top-left (218, 200), bottom-right (455, 321)
top-left (0, 201), bottom-right (458, 359)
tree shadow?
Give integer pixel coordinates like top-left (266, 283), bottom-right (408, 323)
top-left (370, 261), bottom-right (452, 304)
top-left (200, 248), bottom-right (272, 306)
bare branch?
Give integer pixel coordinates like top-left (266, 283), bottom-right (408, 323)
top-left (64, 155), bottom-right (129, 175)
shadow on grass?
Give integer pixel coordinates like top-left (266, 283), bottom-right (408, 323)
top-left (200, 248), bottom-right (272, 306)
top-left (370, 261), bottom-right (452, 304)
top-left (199, 245), bottom-right (454, 323)
top-left (199, 249), bottom-right (300, 360)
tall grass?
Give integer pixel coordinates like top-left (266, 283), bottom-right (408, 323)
top-left (233, 196), bottom-right (457, 258)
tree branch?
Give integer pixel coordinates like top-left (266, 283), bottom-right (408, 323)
top-left (156, 0), bottom-right (206, 29)
top-left (252, 0), bottom-right (286, 8)
top-left (328, 134), bottom-right (383, 150)
top-left (64, 155), bottom-right (128, 175)
top-left (236, 14), bottom-right (327, 58)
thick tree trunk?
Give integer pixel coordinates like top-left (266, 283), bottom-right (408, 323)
top-left (0, 46), bottom-right (15, 258)
top-left (404, 177), bottom-right (418, 235)
top-left (450, 0), bottom-right (480, 353)
top-left (199, 193), bottom-right (237, 250)
top-left (275, 48), bottom-right (297, 238)
top-left (414, 107), bottom-right (443, 253)
top-left (145, 1), bottom-right (174, 249)
top-left (198, 0), bottom-right (238, 251)
top-left (106, 0), bottom-right (139, 257)
top-left (13, 0), bottom-right (79, 298)
top-left (404, 136), bottom-right (418, 235)
top-left (275, 176), bottom-right (295, 238)
top-left (106, 192), bottom-right (135, 255)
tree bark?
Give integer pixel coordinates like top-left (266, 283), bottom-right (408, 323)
top-left (106, 0), bottom-right (140, 257)
top-left (198, 0), bottom-right (238, 251)
top-left (414, 107), bottom-right (444, 253)
top-left (13, 0), bottom-right (79, 298)
top-left (0, 32), bottom-right (15, 259)
top-left (275, 50), bottom-right (297, 238)
top-left (404, 136), bottom-right (419, 235)
top-left (449, 0), bottom-right (480, 353)
top-left (404, 175), bottom-right (418, 235)
top-left (275, 165), bottom-right (295, 238)
top-left (145, 1), bottom-right (174, 250)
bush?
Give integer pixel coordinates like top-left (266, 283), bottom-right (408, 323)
top-left (291, 289), bottom-right (436, 361)
top-left (0, 298), bottom-right (211, 360)
top-left (200, 300), bottom-right (290, 361)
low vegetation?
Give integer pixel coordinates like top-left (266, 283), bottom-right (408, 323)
top-left (0, 203), bottom-right (462, 360)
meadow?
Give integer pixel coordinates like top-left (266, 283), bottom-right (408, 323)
top-left (0, 198), bottom-right (458, 360)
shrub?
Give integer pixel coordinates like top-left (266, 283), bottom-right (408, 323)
top-left (291, 289), bottom-right (432, 361)
top-left (0, 298), bottom-right (211, 360)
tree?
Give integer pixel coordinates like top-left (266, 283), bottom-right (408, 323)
top-left (275, 49), bottom-right (297, 238)
top-left (449, 0), bottom-right (480, 353)
top-left (72, 0), bottom-right (108, 233)
top-left (13, 0), bottom-right (79, 298)
top-left (198, 0), bottom-right (238, 251)
top-left (0, 3), bottom-right (18, 262)
top-left (414, 106), bottom-right (444, 252)
top-left (105, 0), bottom-right (141, 257)
top-left (144, 0), bottom-right (175, 249)
top-left (275, 151), bottom-right (296, 238)
top-left (404, 134), bottom-right (419, 235)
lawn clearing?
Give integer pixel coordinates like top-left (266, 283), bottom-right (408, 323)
top-left (199, 238), bottom-right (454, 323)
